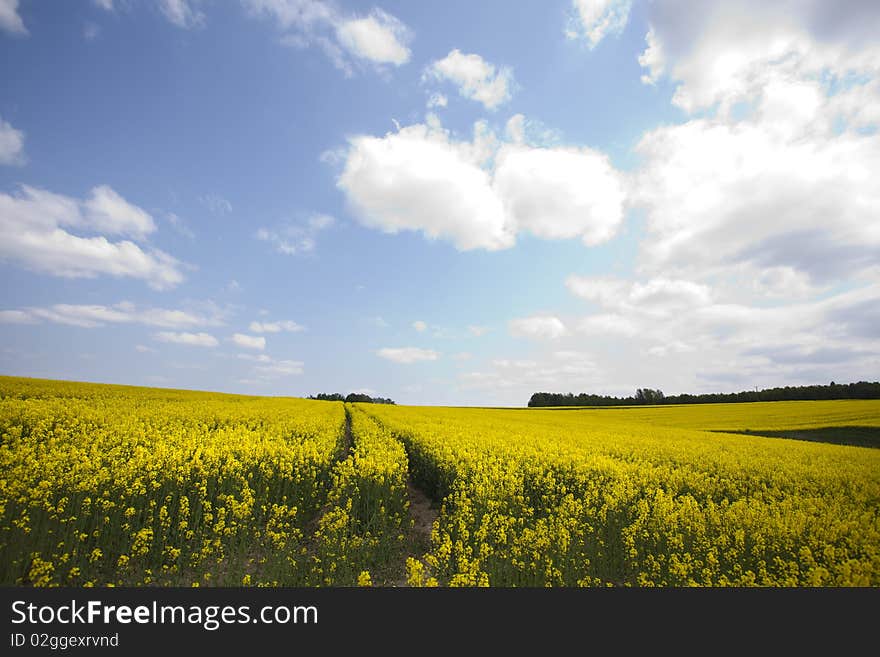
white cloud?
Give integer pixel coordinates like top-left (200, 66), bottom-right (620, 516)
top-left (0, 0), bottom-right (26, 35)
top-left (0, 310), bottom-right (35, 324)
top-left (412, 320), bottom-right (427, 332)
top-left (255, 359), bottom-right (304, 376)
top-left (338, 121), bottom-right (512, 251)
top-left (84, 185), bottom-right (156, 238)
top-left (256, 213), bottom-right (334, 255)
top-left (135, 344), bottom-right (156, 353)
top-left (337, 117), bottom-right (625, 251)
top-left (425, 50), bottom-right (514, 110)
top-left (427, 93), bottom-right (448, 109)
top-left (244, 0), bottom-right (411, 73)
top-left (159, 0), bottom-right (204, 29)
top-left (0, 117), bottom-right (25, 165)
top-left (509, 315), bottom-right (568, 340)
top-left (249, 319), bottom-right (305, 333)
top-left (93, 0), bottom-right (114, 10)
top-left (237, 353), bottom-right (272, 362)
top-left (566, 0), bottom-right (632, 48)
top-left (335, 9), bottom-right (410, 65)
top-left (199, 194), bottom-right (232, 215)
top-left (576, 313), bottom-right (639, 337)
top-left (0, 301), bottom-right (221, 329)
top-left (468, 325), bottom-right (490, 337)
top-left (0, 185), bottom-right (184, 289)
top-left (493, 143), bottom-right (624, 245)
top-left (231, 333), bottom-right (266, 350)
top-left (567, 276), bottom-right (712, 317)
top-left (377, 347), bottom-right (439, 364)
top-left (620, 0), bottom-right (880, 329)
top-left (461, 350), bottom-right (601, 393)
top-left (155, 331), bottom-right (218, 347)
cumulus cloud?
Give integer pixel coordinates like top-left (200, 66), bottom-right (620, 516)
top-left (337, 117), bottom-right (625, 251)
top-left (567, 276), bottom-right (712, 315)
top-left (0, 301), bottom-right (222, 329)
top-left (231, 333), bottom-right (266, 350)
top-left (625, 0), bottom-right (880, 295)
top-left (425, 50), bottom-right (515, 110)
top-left (0, 0), bottom-right (26, 34)
top-left (412, 320), bottom-right (427, 332)
top-left (377, 347), bottom-right (439, 364)
top-left (335, 9), bottom-right (410, 65)
top-left (249, 319), bottom-right (305, 333)
top-left (494, 143), bottom-right (624, 245)
top-left (244, 0), bottom-right (411, 73)
top-left (155, 331), bottom-right (218, 347)
top-left (0, 117), bottom-right (25, 165)
top-left (159, 0), bottom-right (205, 29)
top-left (566, 0), bottom-right (632, 48)
top-left (0, 185), bottom-right (184, 289)
top-left (509, 315), bottom-right (568, 340)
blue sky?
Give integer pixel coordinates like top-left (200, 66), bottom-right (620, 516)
top-left (1, 0), bottom-right (879, 405)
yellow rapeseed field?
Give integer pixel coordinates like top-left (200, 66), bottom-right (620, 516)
top-left (2, 376), bottom-right (878, 586)
top-left (364, 401), bottom-right (880, 586)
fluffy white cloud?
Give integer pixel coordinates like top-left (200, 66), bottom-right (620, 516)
top-left (0, 185), bottom-right (184, 289)
top-left (338, 122), bottom-right (512, 251)
top-left (566, 0), bottom-right (632, 48)
top-left (335, 9), bottom-right (410, 65)
top-left (337, 117), bottom-right (625, 251)
top-left (249, 320), bottom-right (305, 333)
top-left (0, 0), bottom-right (26, 34)
top-left (231, 333), bottom-right (266, 350)
top-left (425, 50), bottom-right (514, 110)
top-left (568, 276), bottom-right (712, 315)
top-left (494, 143), bottom-right (624, 245)
top-left (628, 1), bottom-right (880, 291)
top-left (0, 117), bottom-right (25, 165)
top-left (84, 185), bottom-right (156, 238)
top-left (634, 119), bottom-right (880, 285)
top-left (159, 0), bottom-right (204, 29)
top-left (509, 315), bottom-right (567, 340)
top-left (93, 0), bottom-right (114, 10)
top-left (638, 1), bottom-right (880, 115)
top-left (0, 301), bottom-right (221, 329)
top-left (412, 320), bottom-right (427, 332)
top-left (155, 331), bottom-right (218, 347)
top-left (377, 347), bottom-right (439, 364)
top-left (244, 0), bottom-right (411, 73)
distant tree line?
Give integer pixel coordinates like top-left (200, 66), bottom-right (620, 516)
top-left (308, 392), bottom-right (395, 404)
top-left (528, 381), bottom-right (880, 407)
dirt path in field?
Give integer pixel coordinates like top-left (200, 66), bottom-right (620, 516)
top-left (407, 480), bottom-right (437, 553)
top-left (387, 478), bottom-right (438, 586)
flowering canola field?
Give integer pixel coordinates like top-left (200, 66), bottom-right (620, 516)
top-left (364, 400), bottom-right (880, 586)
top-left (2, 376), bottom-right (878, 586)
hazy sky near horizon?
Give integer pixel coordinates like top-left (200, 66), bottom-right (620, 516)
top-left (1, 0), bottom-right (879, 405)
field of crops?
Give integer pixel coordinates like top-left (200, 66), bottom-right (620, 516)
top-left (2, 376), bottom-right (878, 586)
